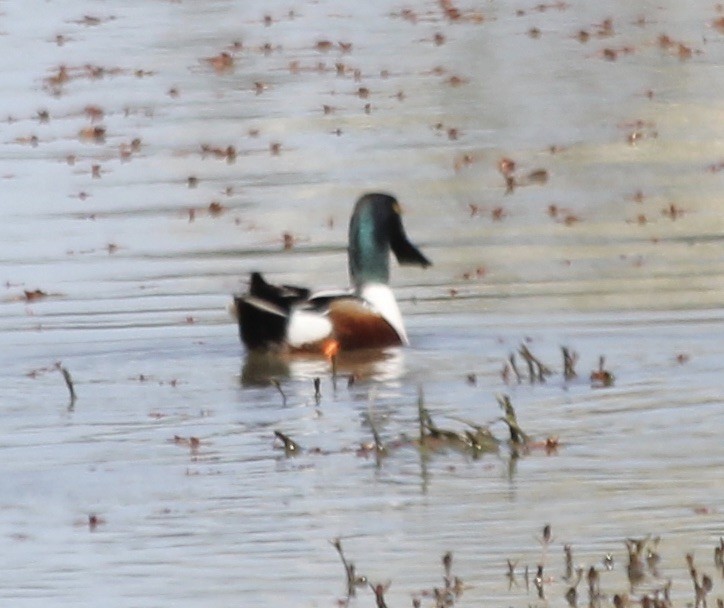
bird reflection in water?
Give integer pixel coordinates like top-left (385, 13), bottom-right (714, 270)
top-left (240, 347), bottom-right (405, 387)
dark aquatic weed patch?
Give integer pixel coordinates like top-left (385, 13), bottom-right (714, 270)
top-left (329, 527), bottom-right (723, 608)
top-left (332, 539), bottom-right (467, 608)
top-left (505, 527), bottom-right (723, 608)
top-left (501, 343), bottom-right (614, 389)
top-left (265, 346), bottom-right (621, 466)
top-left (271, 387), bottom-right (557, 466)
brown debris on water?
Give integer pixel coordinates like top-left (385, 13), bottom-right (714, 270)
top-left (438, 0), bottom-right (485, 23)
top-left (208, 201), bottom-right (225, 217)
top-left (497, 158), bottom-right (548, 193)
top-left (282, 232), bottom-right (295, 250)
top-left (453, 152), bottom-right (480, 173)
top-left (203, 51), bottom-right (234, 73)
top-left (590, 356), bottom-right (615, 388)
top-left (200, 144), bottom-right (236, 162)
top-left (23, 289), bottom-right (48, 302)
top-left (78, 125), bottom-right (106, 144)
top-left (661, 203), bottom-right (685, 220)
top-left (657, 33), bottom-right (700, 60)
top-left (705, 160), bottom-right (724, 173)
top-left (171, 435), bottom-right (202, 458)
top-left (87, 513), bottom-right (106, 531)
top-left (445, 74), bottom-right (469, 87)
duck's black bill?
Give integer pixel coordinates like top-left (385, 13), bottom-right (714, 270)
top-left (390, 221), bottom-right (432, 268)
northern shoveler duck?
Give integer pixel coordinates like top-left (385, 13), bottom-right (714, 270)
top-left (233, 192), bottom-right (431, 355)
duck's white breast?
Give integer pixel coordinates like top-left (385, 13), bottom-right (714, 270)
top-left (360, 283), bottom-right (409, 345)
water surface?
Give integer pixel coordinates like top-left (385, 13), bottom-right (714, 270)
top-left (1, 1), bottom-right (723, 606)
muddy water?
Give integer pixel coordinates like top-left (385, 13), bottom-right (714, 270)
top-left (1, 1), bottom-right (723, 606)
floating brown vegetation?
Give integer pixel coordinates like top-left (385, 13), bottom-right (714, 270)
top-left (78, 125), bottom-right (106, 144)
top-left (23, 288), bottom-right (49, 302)
top-left (200, 143), bottom-right (237, 162)
top-left (70, 14), bottom-right (116, 27)
top-left (656, 34), bottom-right (701, 60)
top-left (43, 64), bottom-right (129, 95)
top-left (314, 39), bottom-right (333, 52)
top-left (453, 152), bottom-right (481, 173)
top-left (206, 201), bottom-right (224, 217)
top-left (171, 435), bottom-right (201, 457)
top-left (661, 203), bottom-right (685, 220)
top-left (460, 266), bottom-right (486, 280)
top-left (87, 514), bottom-right (106, 531)
top-left (675, 353), bottom-right (690, 365)
top-left (203, 51), bottom-right (235, 73)
top-left (497, 157), bottom-right (549, 193)
top-left (119, 138), bottom-right (141, 161)
top-left (12, 134), bottom-right (39, 147)
top-left (599, 46), bottom-right (637, 61)
top-left (590, 356), bottom-right (615, 388)
top-left (393, 8), bottom-right (419, 23)
top-left (439, 0), bottom-right (485, 23)
top-left (444, 74), bottom-right (469, 87)
top-left (575, 16), bottom-right (615, 43)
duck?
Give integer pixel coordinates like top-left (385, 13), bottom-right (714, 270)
top-left (232, 192), bottom-right (431, 355)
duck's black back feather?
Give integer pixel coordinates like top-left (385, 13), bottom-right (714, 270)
top-left (236, 272), bottom-right (311, 351)
top-left (249, 272), bottom-right (310, 309)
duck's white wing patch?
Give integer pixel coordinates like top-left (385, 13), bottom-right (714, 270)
top-left (287, 310), bottom-right (333, 348)
top-left (239, 296), bottom-right (287, 317)
top-left (309, 288), bottom-right (353, 299)
top-left (360, 283), bottom-right (408, 345)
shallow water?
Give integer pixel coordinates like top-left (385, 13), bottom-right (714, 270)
top-left (1, 1), bottom-right (723, 606)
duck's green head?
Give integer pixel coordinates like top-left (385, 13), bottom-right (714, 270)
top-left (348, 193), bottom-right (431, 289)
